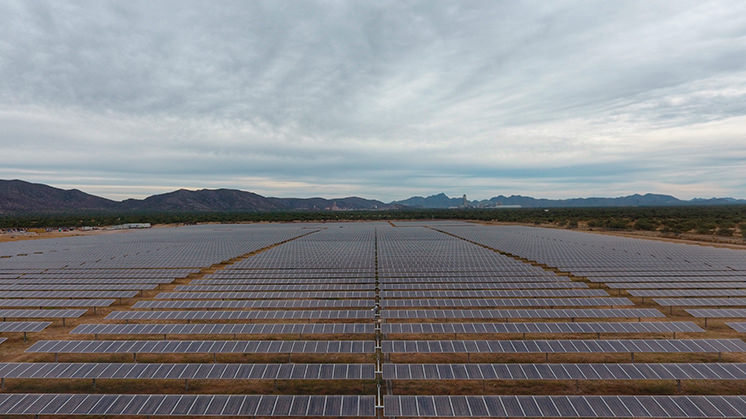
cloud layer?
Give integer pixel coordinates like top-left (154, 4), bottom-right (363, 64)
top-left (1, 0), bottom-right (745, 200)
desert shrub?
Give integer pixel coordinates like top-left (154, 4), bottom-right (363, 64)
top-left (633, 218), bottom-right (658, 231)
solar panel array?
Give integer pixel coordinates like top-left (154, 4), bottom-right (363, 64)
top-left (384, 395), bottom-right (746, 417)
top-left (381, 339), bottom-right (746, 354)
top-left (71, 323), bottom-right (374, 336)
top-left (383, 321), bottom-right (703, 335)
top-left (0, 363), bottom-right (375, 380)
top-left (383, 308), bottom-right (664, 319)
top-left (0, 321), bottom-right (51, 333)
top-left (105, 309), bottom-right (373, 321)
top-left (0, 394), bottom-right (376, 416)
top-left (2, 221), bottom-right (746, 417)
top-left (0, 309), bottom-right (86, 320)
top-left (383, 363), bottom-right (746, 380)
top-left (28, 340), bottom-right (376, 354)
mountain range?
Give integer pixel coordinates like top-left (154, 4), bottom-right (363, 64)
top-left (1, 179), bottom-right (744, 215)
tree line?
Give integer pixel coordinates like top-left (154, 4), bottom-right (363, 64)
top-left (1, 206), bottom-right (745, 238)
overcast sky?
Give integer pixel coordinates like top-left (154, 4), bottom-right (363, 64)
top-left (1, 1), bottom-right (745, 201)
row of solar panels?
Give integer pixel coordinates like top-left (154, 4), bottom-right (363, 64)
top-left (133, 300), bottom-right (375, 309)
top-left (591, 276), bottom-right (746, 282)
top-left (69, 321), bottom-right (701, 336)
top-left (0, 394), bottom-right (375, 417)
top-left (106, 310), bottom-right (375, 320)
top-left (71, 323), bottom-right (375, 335)
top-left (382, 281), bottom-right (588, 289)
top-left (630, 290), bottom-right (746, 297)
top-left (0, 363), bottom-right (374, 380)
top-left (608, 282), bottom-right (746, 289)
top-left (27, 340), bottom-right (376, 354)
top-left (0, 309), bottom-right (87, 319)
top-left (376, 271), bottom-right (553, 276)
top-left (377, 276), bottom-right (571, 283)
top-left (194, 278), bottom-right (375, 285)
top-left (0, 290), bottom-right (137, 299)
top-left (1, 393), bottom-right (744, 417)
top-left (382, 362), bottom-right (746, 380)
top-left (192, 277), bottom-right (571, 285)
top-left (0, 299), bottom-right (114, 307)
top-left (384, 394), bottom-right (746, 418)
top-left (26, 339), bottom-right (746, 355)
top-left (687, 309), bottom-right (746, 318)
top-left (16, 269), bottom-right (197, 277)
top-left (0, 284), bottom-right (158, 291)
top-left (155, 291), bottom-right (376, 299)
top-left (156, 289), bottom-right (608, 298)
top-left (0, 321), bottom-right (50, 333)
top-left (104, 308), bottom-right (665, 321)
top-left (0, 278), bottom-right (173, 285)
top-left (380, 308), bottom-right (663, 319)
top-left (177, 281), bottom-right (589, 291)
top-left (655, 297), bottom-right (746, 306)
top-left (0, 290), bottom-right (638, 301)
top-left (380, 289), bottom-right (608, 297)
top-left (135, 297), bottom-right (632, 308)
top-left (380, 339), bottom-right (746, 353)
top-left (177, 284), bottom-right (375, 291)
top-left (382, 321), bottom-right (703, 335)
top-left (380, 297), bottom-right (632, 307)
top-left (209, 272), bottom-right (374, 279)
top-left (577, 270), bottom-right (746, 277)
top-left (2, 362), bottom-right (745, 382)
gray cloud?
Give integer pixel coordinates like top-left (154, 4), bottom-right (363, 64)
top-left (1, 0), bottom-right (745, 200)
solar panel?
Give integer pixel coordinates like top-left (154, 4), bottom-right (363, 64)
top-left (382, 282), bottom-right (589, 290)
top-left (27, 340), bottom-right (377, 354)
top-left (0, 291), bottom-right (137, 299)
top-left (0, 394), bottom-right (376, 416)
top-left (382, 322), bottom-right (703, 335)
top-left (0, 363), bottom-right (376, 380)
top-left (382, 363), bottom-right (746, 380)
top-left (686, 309), bottom-right (746, 318)
top-left (175, 284), bottom-right (375, 291)
top-left (0, 278), bottom-right (173, 285)
top-left (154, 291), bottom-right (375, 299)
top-left (71, 323), bottom-right (375, 335)
top-left (0, 284), bottom-right (158, 291)
top-left (726, 323), bottom-right (746, 333)
top-left (381, 289), bottom-right (608, 298)
top-left (608, 282), bottom-right (746, 289)
top-left (0, 309), bottom-right (87, 320)
top-left (381, 297), bottom-right (632, 308)
top-left (381, 339), bottom-right (746, 353)
top-left (193, 278), bottom-right (374, 285)
top-left (105, 310), bottom-right (373, 321)
top-left (384, 395), bottom-right (746, 417)
top-left (382, 308), bottom-right (664, 320)
top-left (630, 290), bottom-right (746, 297)
top-left (133, 300), bottom-right (373, 309)
top-left (595, 276), bottom-right (746, 282)
top-left (0, 321), bottom-right (51, 333)
top-left (379, 277), bottom-right (570, 283)
top-left (0, 299), bottom-right (114, 308)
top-left (654, 298), bottom-right (746, 306)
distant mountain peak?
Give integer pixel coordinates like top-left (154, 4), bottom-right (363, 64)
top-left (0, 180), bottom-right (744, 215)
